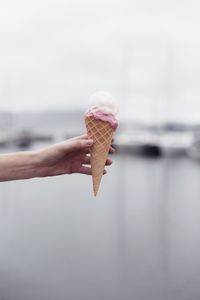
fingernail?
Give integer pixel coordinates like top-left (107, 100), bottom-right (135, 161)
top-left (87, 139), bottom-right (93, 146)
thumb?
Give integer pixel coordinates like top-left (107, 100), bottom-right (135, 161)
top-left (66, 139), bottom-right (93, 152)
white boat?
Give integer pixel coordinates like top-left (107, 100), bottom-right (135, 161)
top-left (114, 130), bottom-right (193, 158)
top-left (160, 132), bottom-right (193, 156)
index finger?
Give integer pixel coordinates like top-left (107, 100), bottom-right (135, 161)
top-left (69, 134), bottom-right (88, 141)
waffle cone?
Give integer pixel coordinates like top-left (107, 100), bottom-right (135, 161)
top-left (85, 116), bottom-right (114, 196)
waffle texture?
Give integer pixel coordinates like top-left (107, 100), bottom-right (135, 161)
top-left (85, 115), bottom-right (114, 196)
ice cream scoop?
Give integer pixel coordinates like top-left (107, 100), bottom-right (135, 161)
top-left (85, 91), bottom-right (119, 196)
top-left (87, 91), bottom-right (119, 116)
top-left (86, 91), bottom-right (118, 131)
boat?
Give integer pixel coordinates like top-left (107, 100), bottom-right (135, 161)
top-left (114, 132), bottom-right (162, 158)
top-left (160, 132), bottom-right (193, 157)
top-left (114, 130), bottom-right (193, 158)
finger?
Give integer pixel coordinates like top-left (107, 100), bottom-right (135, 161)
top-left (106, 158), bottom-right (112, 165)
top-left (76, 147), bottom-right (91, 156)
top-left (109, 146), bottom-right (115, 154)
top-left (79, 143), bottom-right (115, 155)
top-left (82, 156), bottom-right (91, 165)
top-left (69, 134), bottom-right (88, 141)
top-left (69, 148), bottom-right (90, 160)
top-left (78, 166), bottom-right (92, 175)
top-left (78, 166), bottom-right (107, 175)
top-left (64, 139), bottom-right (93, 153)
top-left (82, 156), bottom-right (112, 166)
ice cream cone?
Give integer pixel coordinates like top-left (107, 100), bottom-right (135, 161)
top-left (85, 115), bottom-right (114, 196)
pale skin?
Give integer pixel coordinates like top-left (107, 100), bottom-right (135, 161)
top-left (0, 134), bottom-right (114, 182)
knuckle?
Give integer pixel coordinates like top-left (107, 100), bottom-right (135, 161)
top-left (76, 140), bottom-right (83, 148)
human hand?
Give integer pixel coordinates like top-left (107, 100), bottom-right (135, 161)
top-left (35, 134), bottom-right (115, 178)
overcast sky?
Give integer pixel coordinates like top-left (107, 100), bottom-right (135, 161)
top-left (0, 0), bottom-right (200, 123)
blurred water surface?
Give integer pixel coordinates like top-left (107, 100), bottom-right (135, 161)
top-left (0, 154), bottom-right (200, 300)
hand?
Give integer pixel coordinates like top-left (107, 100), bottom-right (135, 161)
top-left (36, 134), bottom-right (115, 177)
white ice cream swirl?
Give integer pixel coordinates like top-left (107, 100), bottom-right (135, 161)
top-left (87, 91), bottom-right (118, 117)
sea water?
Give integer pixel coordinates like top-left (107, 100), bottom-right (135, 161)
top-left (0, 154), bottom-right (200, 300)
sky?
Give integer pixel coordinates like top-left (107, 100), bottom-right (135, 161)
top-left (0, 0), bottom-right (200, 123)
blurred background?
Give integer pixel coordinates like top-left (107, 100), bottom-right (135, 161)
top-left (1, 0), bottom-right (200, 299)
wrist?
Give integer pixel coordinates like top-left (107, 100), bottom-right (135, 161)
top-left (15, 150), bottom-right (41, 180)
top-left (29, 150), bottom-right (45, 178)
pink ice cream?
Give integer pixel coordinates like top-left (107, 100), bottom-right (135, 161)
top-left (86, 91), bottom-right (119, 131)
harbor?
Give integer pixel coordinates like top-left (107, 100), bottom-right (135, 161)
top-left (114, 128), bottom-right (194, 158)
top-left (1, 119), bottom-right (199, 162)
top-left (1, 145), bottom-right (200, 300)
